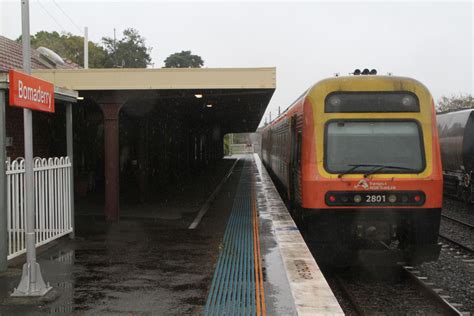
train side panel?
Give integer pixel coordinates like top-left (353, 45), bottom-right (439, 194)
top-left (437, 109), bottom-right (474, 202)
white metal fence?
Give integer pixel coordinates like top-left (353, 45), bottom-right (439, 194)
top-left (6, 157), bottom-right (73, 260)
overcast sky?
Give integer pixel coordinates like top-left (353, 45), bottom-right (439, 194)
top-left (1, 0), bottom-right (472, 123)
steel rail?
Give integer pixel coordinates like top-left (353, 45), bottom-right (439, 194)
top-left (333, 274), bottom-right (365, 315)
top-left (402, 266), bottom-right (464, 316)
top-left (438, 234), bottom-right (474, 254)
top-left (441, 214), bottom-right (474, 230)
top-left (333, 264), bottom-right (467, 316)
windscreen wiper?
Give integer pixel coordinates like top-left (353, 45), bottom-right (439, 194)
top-left (363, 165), bottom-right (419, 178)
top-left (338, 164), bottom-right (378, 178)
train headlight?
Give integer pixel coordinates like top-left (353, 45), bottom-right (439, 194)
top-left (388, 194), bottom-right (397, 203)
top-left (328, 96), bottom-right (341, 107)
top-left (402, 95), bottom-right (415, 107)
top-left (354, 195), bottom-right (362, 203)
top-left (329, 195), bottom-right (336, 203)
top-left (414, 195), bottom-right (421, 202)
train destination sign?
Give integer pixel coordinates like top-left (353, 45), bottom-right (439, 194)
top-left (8, 69), bottom-right (55, 113)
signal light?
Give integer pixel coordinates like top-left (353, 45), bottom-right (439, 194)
top-left (362, 68), bottom-right (370, 75)
top-left (370, 69), bottom-right (377, 75)
top-left (353, 69), bottom-right (361, 75)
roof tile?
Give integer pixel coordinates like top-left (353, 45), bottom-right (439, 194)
top-left (0, 35), bottom-right (81, 72)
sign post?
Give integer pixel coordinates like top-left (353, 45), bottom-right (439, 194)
top-left (11, 0), bottom-right (52, 297)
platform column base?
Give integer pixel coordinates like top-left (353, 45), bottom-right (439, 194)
top-left (11, 262), bottom-right (52, 297)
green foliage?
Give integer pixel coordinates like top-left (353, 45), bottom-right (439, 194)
top-left (437, 94), bottom-right (473, 113)
top-left (102, 28), bottom-right (152, 68)
top-left (19, 31), bottom-right (108, 68)
top-left (18, 28), bottom-right (152, 68)
top-left (223, 134), bottom-right (230, 156)
top-left (163, 50), bottom-right (204, 68)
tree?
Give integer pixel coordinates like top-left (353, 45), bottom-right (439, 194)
top-left (102, 28), bottom-right (152, 68)
top-left (19, 31), bottom-right (109, 68)
top-left (437, 94), bottom-right (474, 113)
top-left (163, 50), bottom-right (204, 68)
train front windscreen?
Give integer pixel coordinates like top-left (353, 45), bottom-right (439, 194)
top-left (324, 120), bottom-right (425, 174)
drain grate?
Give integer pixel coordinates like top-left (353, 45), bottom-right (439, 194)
top-left (205, 164), bottom-right (265, 315)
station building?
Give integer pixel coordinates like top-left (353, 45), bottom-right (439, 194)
top-left (0, 35), bottom-right (79, 159)
top-left (33, 67), bottom-right (275, 220)
top-left (0, 35), bottom-right (344, 314)
top-left (1, 34), bottom-right (275, 221)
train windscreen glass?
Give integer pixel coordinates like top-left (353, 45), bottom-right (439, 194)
top-left (325, 92), bottom-right (420, 112)
top-left (325, 121), bottom-right (425, 174)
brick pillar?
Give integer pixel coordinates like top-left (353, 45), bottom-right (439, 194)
top-left (98, 103), bottom-right (123, 221)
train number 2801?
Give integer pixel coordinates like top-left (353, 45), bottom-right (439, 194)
top-left (365, 195), bottom-right (386, 203)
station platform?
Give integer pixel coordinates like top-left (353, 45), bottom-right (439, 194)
top-left (0, 154), bottom-right (342, 315)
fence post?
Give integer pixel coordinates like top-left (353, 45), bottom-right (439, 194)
top-left (0, 89), bottom-right (7, 271)
top-left (66, 103), bottom-right (74, 238)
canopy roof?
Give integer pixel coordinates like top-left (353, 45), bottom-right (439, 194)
top-left (32, 67), bottom-right (276, 132)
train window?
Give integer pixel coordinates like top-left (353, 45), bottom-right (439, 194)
top-left (324, 120), bottom-right (425, 174)
top-left (325, 92), bottom-right (420, 113)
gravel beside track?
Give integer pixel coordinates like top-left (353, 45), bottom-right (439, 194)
top-left (442, 198), bottom-right (474, 226)
top-left (440, 219), bottom-right (474, 251)
top-left (417, 243), bottom-right (474, 314)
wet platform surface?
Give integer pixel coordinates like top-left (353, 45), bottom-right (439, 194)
top-left (0, 159), bottom-right (240, 315)
top-left (0, 155), bottom-right (342, 315)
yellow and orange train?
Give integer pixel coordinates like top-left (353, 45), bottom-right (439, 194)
top-left (262, 73), bottom-right (443, 264)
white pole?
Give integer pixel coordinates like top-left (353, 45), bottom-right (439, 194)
top-left (0, 90), bottom-right (7, 272)
top-left (12, 0), bottom-right (51, 297)
top-left (84, 26), bottom-right (88, 69)
top-left (66, 103), bottom-right (75, 239)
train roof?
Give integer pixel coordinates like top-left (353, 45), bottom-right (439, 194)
top-left (265, 75), bottom-right (431, 128)
top-left (307, 75), bottom-right (429, 93)
top-left (437, 108), bottom-right (474, 117)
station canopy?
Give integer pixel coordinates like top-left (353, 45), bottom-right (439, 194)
top-left (32, 67), bottom-right (276, 133)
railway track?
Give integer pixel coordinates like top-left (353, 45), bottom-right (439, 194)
top-left (440, 213), bottom-right (474, 253)
top-left (402, 266), bottom-right (465, 316)
top-left (438, 233), bottom-right (474, 254)
top-left (441, 214), bottom-right (474, 230)
top-left (333, 266), bottom-right (466, 315)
